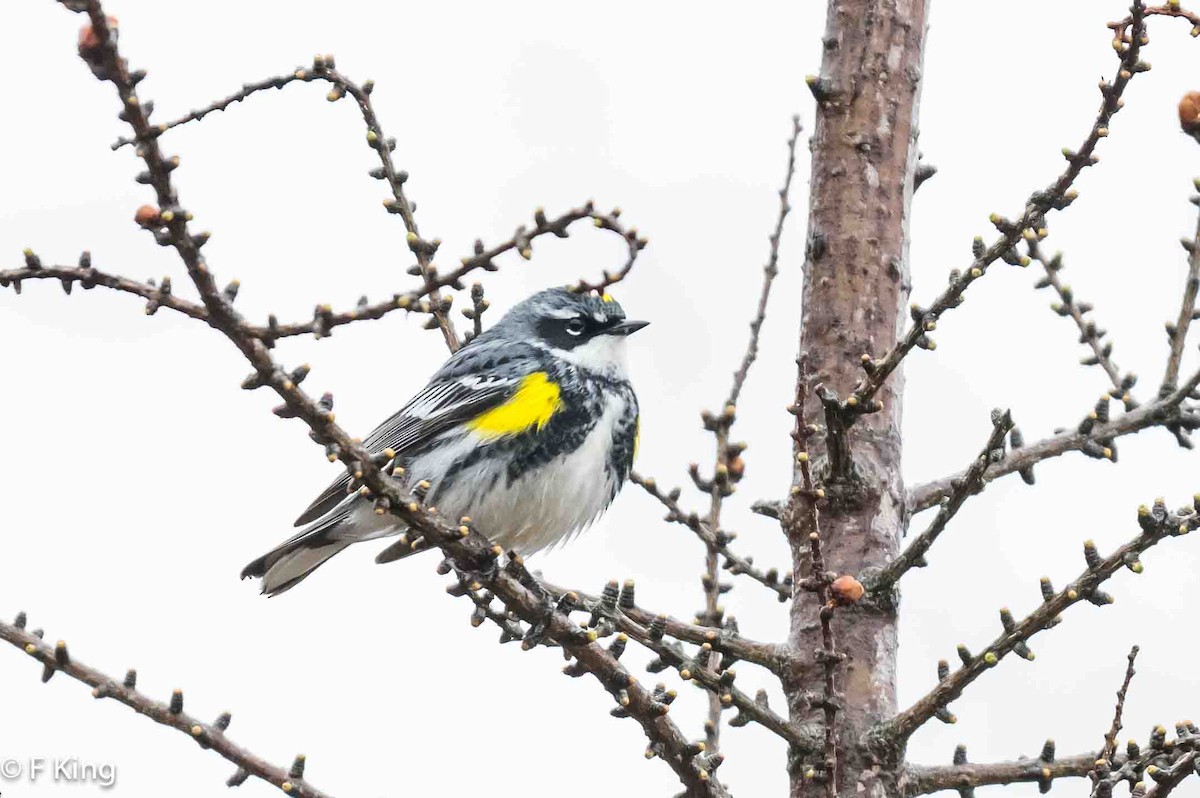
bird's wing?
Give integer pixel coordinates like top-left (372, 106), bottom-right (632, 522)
top-left (292, 372), bottom-right (522, 527)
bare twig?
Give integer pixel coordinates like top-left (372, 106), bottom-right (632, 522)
top-left (882, 496), bottom-right (1199, 742)
top-left (1143, 750), bottom-right (1199, 798)
top-left (909, 719), bottom-right (1200, 797)
top-left (869, 410), bottom-right (1012, 592)
top-left (1090, 721), bottom-right (1200, 798)
top-left (126, 56), bottom-right (464, 349)
top-left (727, 114), bottom-right (802, 407)
top-left (462, 282), bottom-right (488, 343)
top-left (110, 61), bottom-right (649, 351)
top-left (908, 382), bottom-right (1200, 512)
top-left (542, 579), bottom-right (790, 674)
top-left (632, 472), bottom-right (792, 602)
top-left (318, 60), bottom-right (459, 350)
top-left (1102, 645), bottom-right (1140, 763)
top-left (1027, 236), bottom-right (1135, 400)
top-left (3, 202), bottom-right (643, 345)
top-left (689, 114), bottom-right (802, 752)
top-left (544, 580), bottom-right (805, 749)
top-left (904, 744), bottom-right (1098, 796)
top-left (611, 607), bottom-right (808, 750)
top-left (0, 614), bottom-right (334, 797)
top-left (111, 69), bottom-right (312, 150)
top-left (1164, 183), bottom-right (1200, 392)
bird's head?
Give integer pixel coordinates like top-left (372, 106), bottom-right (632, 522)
top-left (495, 287), bottom-right (648, 376)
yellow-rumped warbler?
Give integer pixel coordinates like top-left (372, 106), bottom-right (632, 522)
top-left (242, 287), bottom-right (647, 595)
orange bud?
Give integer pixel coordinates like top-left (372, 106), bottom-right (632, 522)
top-left (134, 205), bottom-right (161, 227)
top-left (830, 575), bottom-right (865, 605)
top-left (1179, 91), bottom-right (1200, 139)
top-left (727, 455), bottom-right (745, 481)
top-left (77, 16), bottom-right (117, 55)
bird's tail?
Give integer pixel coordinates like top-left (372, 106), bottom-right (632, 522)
top-left (242, 540), bottom-right (353, 596)
top-left (241, 512), bottom-right (367, 597)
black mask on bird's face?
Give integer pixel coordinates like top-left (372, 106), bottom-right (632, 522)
top-left (492, 288), bottom-right (648, 373)
top-left (536, 312), bottom-right (649, 350)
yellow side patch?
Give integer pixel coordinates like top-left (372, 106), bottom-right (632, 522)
top-left (468, 372), bottom-right (562, 440)
top-left (633, 415), bottom-right (640, 461)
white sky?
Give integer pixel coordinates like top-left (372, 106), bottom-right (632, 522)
top-left (3, 1), bottom-right (1200, 796)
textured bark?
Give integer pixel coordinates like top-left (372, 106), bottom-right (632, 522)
top-left (784, 1), bottom-right (929, 796)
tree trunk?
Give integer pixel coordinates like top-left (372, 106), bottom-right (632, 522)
top-left (785, 1), bottom-right (929, 796)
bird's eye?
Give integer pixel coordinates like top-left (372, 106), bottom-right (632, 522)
top-left (565, 318), bottom-right (586, 336)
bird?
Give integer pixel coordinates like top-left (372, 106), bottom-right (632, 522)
top-left (241, 287), bottom-right (647, 595)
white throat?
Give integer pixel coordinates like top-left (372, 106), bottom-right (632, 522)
top-left (551, 335), bottom-right (630, 377)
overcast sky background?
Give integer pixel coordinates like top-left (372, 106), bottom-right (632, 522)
top-left (3, 1), bottom-right (1200, 796)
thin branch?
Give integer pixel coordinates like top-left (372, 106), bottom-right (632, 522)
top-left (612, 607), bottom-right (808, 750)
top-left (908, 720), bottom-right (1200, 797)
top-left (543, 579), bottom-right (791, 674)
top-left (543, 580), bottom-right (806, 749)
top-left (111, 69), bottom-right (311, 150)
top-left (1143, 750), bottom-right (1198, 798)
top-left (701, 479), bottom-right (727, 751)
top-left (0, 614), bottom-right (333, 797)
top-left (319, 59), bottom-right (459, 350)
top-left (727, 114), bottom-right (802, 407)
top-left (632, 472), bottom-right (792, 602)
top-left (687, 114), bottom-right (801, 752)
top-left (109, 60), bottom-right (648, 351)
top-left (908, 383), bottom-right (1200, 512)
top-left (110, 62), bottom-right (647, 347)
top-left (0, 256), bottom-right (436, 338)
top-left (1091, 721), bottom-right (1200, 798)
top-left (1164, 183), bottom-right (1200, 391)
top-left (868, 410), bottom-right (1012, 592)
top-left (462, 282), bottom-right (488, 343)
top-left (1102, 645), bottom-right (1140, 763)
top-left (3, 202), bottom-right (643, 344)
top-left (881, 496), bottom-right (1200, 742)
top-left (1, 257), bottom-right (208, 320)
top-left (1027, 236), bottom-right (1135, 400)
top-left (451, 560), bottom-right (788, 754)
top-left (905, 746), bottom-right (1099, 796)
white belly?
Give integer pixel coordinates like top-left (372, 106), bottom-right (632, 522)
top-left (336, 395), bottom-right (626, 556)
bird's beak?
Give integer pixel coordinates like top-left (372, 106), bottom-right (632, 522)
top-left (606, 320), bottom-right (650, 336)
